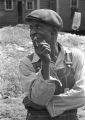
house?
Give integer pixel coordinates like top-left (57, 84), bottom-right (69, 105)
top-left (0, 0), bottom-right (85, 32)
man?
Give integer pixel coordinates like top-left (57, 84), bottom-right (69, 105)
top-left (19, 9), bottom-right (85, 120)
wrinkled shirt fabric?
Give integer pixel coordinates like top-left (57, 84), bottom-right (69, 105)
top-left (19, 46), bottom-right (85, 117)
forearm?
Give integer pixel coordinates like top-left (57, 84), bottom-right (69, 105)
top-left (46, 73), bottom-right (85, 117)
top-left (41, 62), bottom-right (50, 80)
top-left (47, 87), bottom-right (85, 117)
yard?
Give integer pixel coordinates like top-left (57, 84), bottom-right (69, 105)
top-left (0, 24), bottom-right (85, 120)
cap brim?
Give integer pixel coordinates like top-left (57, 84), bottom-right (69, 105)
top-left (25, 16), bottom-right (41, 23)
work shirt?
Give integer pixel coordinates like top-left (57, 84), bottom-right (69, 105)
top-left (19, 45), bottom-right (85, 117)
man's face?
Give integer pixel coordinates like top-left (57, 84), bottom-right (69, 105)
top-left (29, 21), bottom-right (58, 61)
top-left (29, 21), bottom-right (53, 46)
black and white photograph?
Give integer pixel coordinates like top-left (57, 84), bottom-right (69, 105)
top-left (0, 0), bottom-right (85, 120)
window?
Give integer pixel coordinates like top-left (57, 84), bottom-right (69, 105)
top-left (4, 0), bottom-right (13, 10)
top-left (70, 0), bottom-right (79, 8)
top-left (70, 0), bottom-right (79, 17)
top-left (26, 0), bottom-right (34, 10)
top-left (72, 0), bottom-right (77, 6)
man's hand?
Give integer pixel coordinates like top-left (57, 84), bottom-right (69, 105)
top-left (33, 38), bottom-right (51, 80)
top-left (33, 39), bottom-right (51, 63)
top-left (23, 96), bottom-right (31, 109)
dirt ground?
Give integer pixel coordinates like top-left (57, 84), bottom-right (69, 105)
top-left (0, 95), bottom-right (26, 120)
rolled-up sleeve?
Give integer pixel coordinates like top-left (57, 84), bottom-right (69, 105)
top-left (31, 70), bottom-right (56, 106)
top-left (46, 48), bottom-right (85, 117)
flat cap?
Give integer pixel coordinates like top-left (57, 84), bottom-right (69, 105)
top-left (25, 9), bottom-right (63, 30)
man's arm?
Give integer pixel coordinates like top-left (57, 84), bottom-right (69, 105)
top-left (19, 55), bottom-right (56, 106)
top-left (46, 48), bottom-right (85, 117)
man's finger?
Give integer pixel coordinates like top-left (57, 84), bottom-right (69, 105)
top-left (41, 47), bottom-right (51, 55)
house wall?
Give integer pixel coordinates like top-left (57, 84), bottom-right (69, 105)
top-left (78, 0), bottom-right (85, 30)
top-left (40, 0), bottom-right (49, 9)
top-left (0, 0), bottom-right (85, 31)
top-left (59, 0), bottom-right (85, 31)
top-left (59, 0), bottom-right (72, 31)
top-left (24, 0), bottom-right (85, 31)
top-left (0, 0), bottom-right (5, 27)
top-left (0, 0), bottom-right (37, 27)
top-left (0, 0), bottom-right (18, 27)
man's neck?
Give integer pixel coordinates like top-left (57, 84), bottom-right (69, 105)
top-left (51, 42), bottom-right (61, 63)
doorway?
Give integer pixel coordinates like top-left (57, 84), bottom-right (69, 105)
top-left (18, 1), bottom-right (22, 24)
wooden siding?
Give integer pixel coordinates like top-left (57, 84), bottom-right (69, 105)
top-left (78, 0), bottom-right (85, 30)
top-left (0, 0), bottom-right (5, 27)
top-left (0, 0), bottom-right (4, 10)
top-left (0, 0), bottom-right (18, 27)
top-left (59, 0), bottom-right (85, 31)
top-left (0, 0), bottom-right (85, 31)
top-left (59, 0), bottom-right (72, 31)
top-left (40, 0), bottom-right (49, 9)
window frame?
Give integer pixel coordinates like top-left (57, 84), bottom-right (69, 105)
top-left (26, 0), bottom-right (34, 10)
top-left (70, 0), bottom-right (79, 8)
top-left (4, 0), bottom-right (13, 11)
